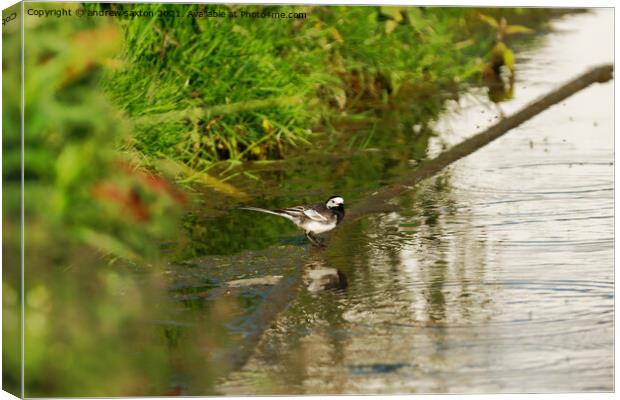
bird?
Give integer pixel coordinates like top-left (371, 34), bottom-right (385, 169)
top-left (239, 196), bottom-right (345, 246)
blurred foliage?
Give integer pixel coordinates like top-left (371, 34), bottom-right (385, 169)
top-left (2, 5), bottom-right (23, 397)
top-left (19, 11), bottom-right (186, 260)
top-left (3, 2), bottom-right (229, 396)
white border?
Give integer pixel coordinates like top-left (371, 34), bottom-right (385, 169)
top-left (0, 1), bottom-right (616, 400)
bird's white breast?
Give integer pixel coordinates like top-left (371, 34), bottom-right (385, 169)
top-left (300, 219), bottom-right (337, 234)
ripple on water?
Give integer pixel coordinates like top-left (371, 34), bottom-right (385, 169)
top-left (218, 10), bottom-right (613, 394)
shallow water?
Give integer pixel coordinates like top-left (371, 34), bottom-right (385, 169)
top-left (215, 9), bottom-right (613, 394)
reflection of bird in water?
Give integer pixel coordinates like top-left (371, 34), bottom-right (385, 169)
top-left (240, 196), bottom-right (345, 246)
top-left (304, 258), bottom-right (348, 292)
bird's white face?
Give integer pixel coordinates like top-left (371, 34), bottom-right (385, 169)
top-left (326, 196), bottom-right (344, 209)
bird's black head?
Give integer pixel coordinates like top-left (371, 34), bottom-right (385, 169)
top-left (326, 195), bottom-right (344, 209)
top-left (326, 196), bottom-right (345, 224)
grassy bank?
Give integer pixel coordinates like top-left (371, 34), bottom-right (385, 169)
top-left (101, 4), bottom-right (555, 172)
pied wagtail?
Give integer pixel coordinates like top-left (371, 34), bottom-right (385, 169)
top-left (240, 196), bottom-right (345, 246)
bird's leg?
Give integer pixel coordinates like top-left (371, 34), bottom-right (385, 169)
top-left (305, 232), bottom-right (325, 248)
top-left (305, 232), bottom-right (319, 245)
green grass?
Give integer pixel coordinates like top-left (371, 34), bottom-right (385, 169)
top-left (100, 4), bottom-right (553, 171)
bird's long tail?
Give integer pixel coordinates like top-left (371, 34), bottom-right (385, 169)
top-left (239, 206), bottom-right (295, 221)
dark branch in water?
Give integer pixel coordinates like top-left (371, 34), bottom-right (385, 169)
top-left (340, 64), bottom-right (613, 224)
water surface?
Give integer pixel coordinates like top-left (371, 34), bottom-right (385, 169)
top-left (215, 9), bottom-right (613, 394)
